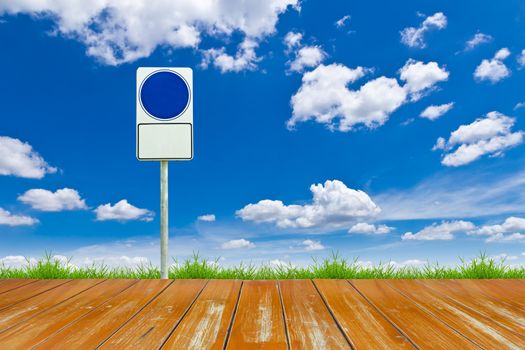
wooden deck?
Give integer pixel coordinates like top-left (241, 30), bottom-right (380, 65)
top-left (0, 279), bottom-right (524, 349)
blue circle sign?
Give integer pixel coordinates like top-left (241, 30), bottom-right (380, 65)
top-left (139, 70), bottom-right (190, 120)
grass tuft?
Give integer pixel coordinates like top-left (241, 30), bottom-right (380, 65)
top-left (1, 251), bottom-right (523, 279)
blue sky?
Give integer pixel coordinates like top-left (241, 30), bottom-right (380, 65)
top-left (1, 0), bottom-right (525, 268)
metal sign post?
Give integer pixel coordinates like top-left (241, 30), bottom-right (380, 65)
top-left (136, 67), bottom-right (193, 279)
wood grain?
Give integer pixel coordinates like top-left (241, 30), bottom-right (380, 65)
top-left (389, 280), bottom-right (525, 349)
top-left (0, 279), bottom-right (37, 294)
top-left (418, 280), bottom-right (525, 337)
top-left (314, 279), bottom-right (414, 349)
top-left (462, 280), bottom-right (525, 310)
top-left (351, 279), bottom-right (479, 349)
top-left (280, 279), bottom-right (350, 350)
top-left (100, 279), bottom-right (207, 349)
top-left (161, 279), bottom-right (242, 350)
top-left (34, 279), bottom-right (171, 349)
top-left (226, 280), bottom-right (287, 350)
top-left (0, 279), bottom-right (70, 311)
top-left (0, 279), bottom-right (104, 332)
top-left (0, 279), bottom-right (137, 349)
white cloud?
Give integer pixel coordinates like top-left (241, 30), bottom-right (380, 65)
top-left (237, 180), bottom-right (380, 232)
top-left (283, 31), bottom-right (303, 50)
top-left (389, 259), bottom-right (426, 268)
top-left (518, 49), bottom-right (525, 68)
top-left (464, 33), bottom-right (493, 51)
top-left (94, 199), bottom-right (153, 222)
top-left (288, 60), bottom-right (448, 131)
top-left (474, 48), bottom-right (511, 83)
top-left (514, 102), bottom-right (525, 110)
top-left (348, 222), bottom-right (393, 235)
top-left (490, 253), bottom-right (518, 261)
top-left (0, 255), bottom-right (37, 267)
top-left (402, 220), bottom-right (475, 241)
top-left (18, 188), bottom-right (87, 212)
top-left (420, 102), bottom-right (454, 120)
top-left (288, 46), bottom-right (327, 73)
top-left (0, 0), bottom-right (298, 66)
top-left (0, 208), bottom-right (38, 226)
top-left (0, 136), bottom-right (57, 179)
top-left (221, 238), bottom-right (255, 249)
top-left (270, 259), bottom-right (295, 268)
top-left (486, 233), bottom-right (525, 243)
top-left (335, 15), bottom-right (351, 28)
top-left (434, 111), bottom-right (523, 167)
top-left (198, 214), bottom-right (216, 222)
top-left (302, 239), bottom-right (325, 251)
top-left (200, 38), bottom-right (261, 73)
top-left (400, 12), bottom-right (447, 48)
top-left (469, 216), bottom-right (525, 243)
top-left (399, 59), bottom-right (449, 101)
top-left (82, 255), bottom-right (149, 266)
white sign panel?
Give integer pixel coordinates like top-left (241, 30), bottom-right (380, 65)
top-left (136, 67), bottom-right (193, 160)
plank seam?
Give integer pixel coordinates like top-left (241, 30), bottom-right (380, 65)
top-left (222, 280), bottom-right (244, 350)
top-left (384, 280), bottom-right (483, 349)
top-left (0, 279), bottom-right (108, 335)
top-left (158, 279), bottom-right (210, 349)
top-left (346, 280), bottom-right (420, 350)
top-left (311, 279), bottom-right (355, 350)
top-left (277, 280), bottom-right (291, 350)
top-left (0, 279), bottom-right (73, 312)
top-left (28, 279), bottom-right (140, 349)
top-left (95, 279), bottom-right (176, 349)
top-left (0, 279), bottom-right (39, 295)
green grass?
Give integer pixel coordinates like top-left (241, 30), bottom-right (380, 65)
top-left (1, 252), bottom-right (524, 279)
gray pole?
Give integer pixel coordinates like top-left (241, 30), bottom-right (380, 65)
top-left (160, 160), bottom-right (169, 279)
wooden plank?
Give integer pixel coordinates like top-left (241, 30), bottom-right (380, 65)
top-left (0, 279), bottom-right (37, 294)
top-left (389, 280), bottom-right (525, 349)
top-left (100, 279), bottom-right (207, 349)
top-left (226, 280), bottom-right (288, 350)
top-left (0, 279), bottom-right (104, 332)
top-left (462, 280), bottom-right (525, 310)
top-left (350, 280), bottom-right (479, 349)
top-left (313, 279), bottom-right (414, 349)
top-left (280, 279), bottom-right (350, 350)
top-left (33, 279), bottom-right (171, 349)
top-left (161, 279), bottom-right (242, 350)
top-left (418, 280), bottom-right (525, 336)
top-left (0, 279), bottom-right (70, 310)
top-left (0, 279), bottom-right (137, 349)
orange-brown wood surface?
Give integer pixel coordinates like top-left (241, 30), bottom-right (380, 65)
top-left (0, 279), bottom-right (36, 294)
top-left (1, 279), bottom-right (525, 349)
top-left (226, 280), bottom-right (288, 350)
top-left (350, 279), bottom-right (479, 350)
top-left (34, 279), bottom-right (170, 349)
top-left (388, 280), bottom-right (525, 349)
top-left (162, 279), bottom-right (242, 350)
top-left (0, 279), bottom-right (137, 348)
top-left (0, 279), bottom-right (104, 332)
top-left (280, 279), bottom-right (350, 349)
top-left (0, 279), bottom-right (70, 310)
top-left (313, 279), bottom-right (414, 349)
top-left (100, 279), bottom-right (207, 349)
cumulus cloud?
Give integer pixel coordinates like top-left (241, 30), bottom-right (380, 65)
top-left (302, 239), bottom-right (325, 251)
top-left (95, 199), bottom-right (153, 222)
top-left (464, 33), bottom-right (493, 51)
top-left (0, 0), bottom-right (298, 66)
top-left (518, 49), bottom-right (525, 68)
top-left (200, 38), bottom-right (261, 73)
top-left (348, 222), bottom-right (393, 235)
top-left (474, 48), bottom-right (511, 83)
top-left (0, 207), bottom-right (38, 226)
top-left (288, 46), bottom-right (327, 73)
top-left (18, 188), bottom-right (87, 211)
top-left (288, 60), bottom-right (448, 131)
top-left (283, 31), bottom-right (303, 50)
top-left (514, 102), bottom-right (525, 110)
top-left (221, 238), bottom-right (255, 249)
top-left (0, 136), bottom-right (56, 179)
top-left (198, 214), bottom-right (216, 222)
top-left (401, 220), bottom-right (475, 241)
top-left (433, 111), bottom-right (523, 167)
top-left (486, 233), bottom-right (525, 243)
top-left (400, 12), bottom-right (447, 48)
top-left (236, 180), bottom-right (380, 232)
top-left (82, 255), bottom-right (149, 266)
top-left (335, 15), bottom-right (351, 28)
top-left (468, 216), bottom-right (525, 243)
top-left (389, 259), bottom-right (426, 268)
top-left (420, 102), bottom-right (454, 120)
top-left (0, 255), bottom-right (37, 267)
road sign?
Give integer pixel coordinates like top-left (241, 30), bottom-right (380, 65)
top-left (136, 67), bottom-right (193, 160)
